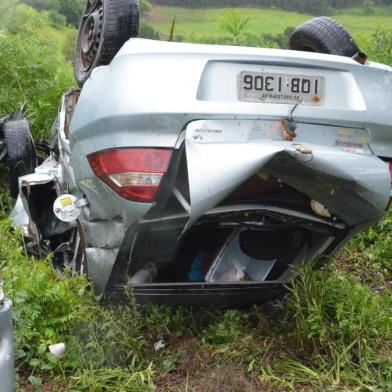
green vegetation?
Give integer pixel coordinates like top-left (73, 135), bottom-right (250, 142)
top-left (359, 26), bottom-right (392, 65)
top-left (21, 0), bottom-right (85, 27)
top-left (145, 6), bottom-right (308, 41)
top-left (1, 0), bottom-right (392, 390)
top-left (145, 5), bottom-right (392, 41)
top-left (219, 9), bottom-right (250, 45)
top-left (150, 0), bottom-right (392, 15)
top-left (0, 0), bottom-right (74, 139)
top-left (23, 0), bottom-right (153, 27)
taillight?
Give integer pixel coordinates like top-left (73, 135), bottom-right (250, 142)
top-left (88, 149), bottom-right (172, 203)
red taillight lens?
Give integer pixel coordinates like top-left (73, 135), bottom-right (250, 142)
top-left (88, 149), bottom-right (172, 202)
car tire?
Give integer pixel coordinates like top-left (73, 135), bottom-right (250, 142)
top-left (4, 120), bottom-right (36, 198)
top-left (74, 0), bottom-right (140, 87)
top-left (289, 16), bottom-right (360, 57)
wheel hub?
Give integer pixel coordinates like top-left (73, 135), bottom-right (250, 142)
top-left (80, 12), bottom-right (99, 55)
top-left (78, 0), bottom-right (103, 72)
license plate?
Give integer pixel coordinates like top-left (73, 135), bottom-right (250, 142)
top-left (238, 71), bottom-right (325, 106)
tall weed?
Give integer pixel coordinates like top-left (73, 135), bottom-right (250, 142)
top-left (280, 266), bottom-right (392, 389)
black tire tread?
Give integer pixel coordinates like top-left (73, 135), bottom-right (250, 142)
top-left (4, 120), bottom-right (36, 198)
top-left (290, 16), bottom-right (359, 57)
top-left (98, 0), bottom-right (139, 66)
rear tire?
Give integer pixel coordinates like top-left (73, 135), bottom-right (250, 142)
top-left (74, 0), bottom-right (140, 87)
top-left (4, 120), bottom-right (36, 198)
top-left (289, 16), bottom-right (359, 57)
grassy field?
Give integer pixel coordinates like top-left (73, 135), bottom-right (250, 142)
top-left (145, 5), bottom-right (392, 40)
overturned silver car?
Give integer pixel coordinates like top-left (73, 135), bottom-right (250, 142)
top-left (8, 4), bottom-right (392, 305)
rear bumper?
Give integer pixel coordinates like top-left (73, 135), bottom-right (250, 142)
top-left (108, 282), bottom-right (286, 306)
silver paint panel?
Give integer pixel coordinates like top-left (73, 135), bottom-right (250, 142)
top-left (0, 299), bottom-right (14, 392)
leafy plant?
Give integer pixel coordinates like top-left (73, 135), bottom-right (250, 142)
top-left (0, 221), bottom-right (93, 372)
top-left (0, 0), bottom-right (74, 140)
top-left (356, 25), bottom-right (392, 67)
top-left (219, 9), bottom-right (250, 45)
top-left (280, 265), bottom-right (392, 389)
top-left (168, 14), bottom-right (176, 42)
top-left (204, 310), bottom-right (248, 345)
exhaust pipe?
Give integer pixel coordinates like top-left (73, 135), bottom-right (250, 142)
top-left (352, 51), bottom-right (368, 65)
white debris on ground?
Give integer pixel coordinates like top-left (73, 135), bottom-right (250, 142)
top-left (49, 343), bottom-right (66, 358)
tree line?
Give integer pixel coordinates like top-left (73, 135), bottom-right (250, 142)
top-left (21, 0), bottom-right (84, 27)
top-left (151, 0), bottom-right (392, 14)
top-left (21, 0), bottom-right (152, 27)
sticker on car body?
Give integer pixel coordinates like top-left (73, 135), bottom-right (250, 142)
top-left (53, 194), bottom-right (82, 223)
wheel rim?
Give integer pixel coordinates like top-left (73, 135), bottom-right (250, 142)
top-left (78, 0), bottom-right (103, 72)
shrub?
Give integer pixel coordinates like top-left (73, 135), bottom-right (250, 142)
top-left (0, 220), bottom-right (94, 374)
top-left (139, 21), bottom-right (160, 40)
top-left (0, 1), bottom-right (75, 140)
top-left (285, 266), bottom-right (392, 388)
top-left (357, 26), bottom-right (392, 66)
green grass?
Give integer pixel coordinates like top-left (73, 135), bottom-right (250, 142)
top-left (145, 5), bottom-right (392, 40)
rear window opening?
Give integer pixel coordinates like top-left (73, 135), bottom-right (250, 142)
top-left (162, 225), bottom-right (306, 284)
top-left (128, 222), bottom-right (316, 286)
